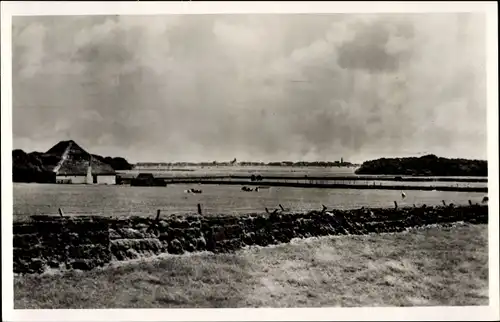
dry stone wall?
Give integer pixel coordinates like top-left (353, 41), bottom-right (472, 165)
top-left (14, 215), bottom-right (111, 274)
top-left (13, 204), bottom-right (488, 274)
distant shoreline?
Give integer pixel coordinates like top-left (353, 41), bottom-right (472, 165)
top-left (13, 142), bottom-right (488, 184)
top-left (133, 162), bottom-right (359, 168)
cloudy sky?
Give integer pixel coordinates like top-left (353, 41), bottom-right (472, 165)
top-left (12, 13), bottom-right (486, 163)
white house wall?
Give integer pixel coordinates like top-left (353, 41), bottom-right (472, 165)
top-left (56, 175), bottom-right (116, 184)
top-left (96, 175), bottom-right (116, 185)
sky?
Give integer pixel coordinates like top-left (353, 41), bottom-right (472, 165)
top-left (12, 13), bottom-right (487, 163)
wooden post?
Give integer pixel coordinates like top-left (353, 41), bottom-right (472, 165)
top-left (197, 203), bottom-right (202, 215)
top-left (58, 208), bottom-right (64, 217)
top-left (156, 209), bottom-right (161, 221)
top-left (394, 201), bottom-right (398, 209)
top-left (442, 200), bottom-right (446, 206)
top-left (468, 200), bottom-right (473, 206)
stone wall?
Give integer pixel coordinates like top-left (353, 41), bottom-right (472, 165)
top-left (13, 204), bottom-right (488, 274)
top-left (14, 215), bottom-right (111, 274)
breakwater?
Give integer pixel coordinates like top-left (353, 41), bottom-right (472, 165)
top-left (162, 179), bottom-right (487, 192)
top-left (13, 204), bottom-right (488, 274)
top-left (159, 175), bottom-right (488, 183)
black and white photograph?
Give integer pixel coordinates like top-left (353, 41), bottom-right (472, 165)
top-left (1, 1), bottom-right (499, 321)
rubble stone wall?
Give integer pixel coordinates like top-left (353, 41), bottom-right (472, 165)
top-left (13, 204), bottom-right (488, 274)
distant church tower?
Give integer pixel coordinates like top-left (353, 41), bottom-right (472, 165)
top-left (86, 154), bottom-right (93, 184)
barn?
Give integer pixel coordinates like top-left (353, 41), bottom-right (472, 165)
top-left (45, 140), bottom-right (116, 185)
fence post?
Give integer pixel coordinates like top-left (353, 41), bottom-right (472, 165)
top-left (58, 208), bottom-right (64, 217)
top-left (394, 201), bottom-right (398, 209)
top-left (442, 200), bottom-right (446, 206)
top-left (156, 209), bottom-right (161, 221)
top-left (197, 203), bottom-right (202, 215)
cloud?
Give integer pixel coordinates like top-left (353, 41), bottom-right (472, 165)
top-left (12, 13), bottom-right (486, 162)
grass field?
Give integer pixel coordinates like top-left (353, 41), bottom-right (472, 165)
top-left (14, 223), bottom-right (488, 308)
top-left (13, 183), bottom-right (486, 220)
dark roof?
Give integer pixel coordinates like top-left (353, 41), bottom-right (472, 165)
top-left (45, 140), bottom-right (116, 176)
top-left (46, 140), bottom-right (81, 155)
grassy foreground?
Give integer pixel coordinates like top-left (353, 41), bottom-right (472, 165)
top-left (14, 224), bottom-right (488, 309)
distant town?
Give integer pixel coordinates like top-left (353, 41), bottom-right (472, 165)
top-left (134, 159), bottom-right (358, 169)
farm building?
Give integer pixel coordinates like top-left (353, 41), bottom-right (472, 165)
top-left (44, 140), bottom-right (116, 184)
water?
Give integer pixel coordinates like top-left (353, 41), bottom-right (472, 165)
top-left (123, 165), bottom-right (487, 180)
top-left (121, 165), bottom-right (358, 177)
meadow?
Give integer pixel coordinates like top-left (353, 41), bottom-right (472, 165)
top-left (13, 183), bottom-right (486, 220)
top-left (14, 223), bottom-right (488, 308)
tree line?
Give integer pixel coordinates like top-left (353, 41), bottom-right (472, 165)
top-left (355, 154), bottom-right (487, 177)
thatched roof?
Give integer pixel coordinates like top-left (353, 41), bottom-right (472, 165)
top-left (45, 140), bottom-right (116, 176)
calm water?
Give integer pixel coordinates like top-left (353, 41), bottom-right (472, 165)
top-left (13, 183), bottom-right (486, 220)
top-left (122, 166), bottom-right (358, 177)
top-left (125, 165), bottom-right (486, 180)
top-left (119, 165), bottom-right (487, 189)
